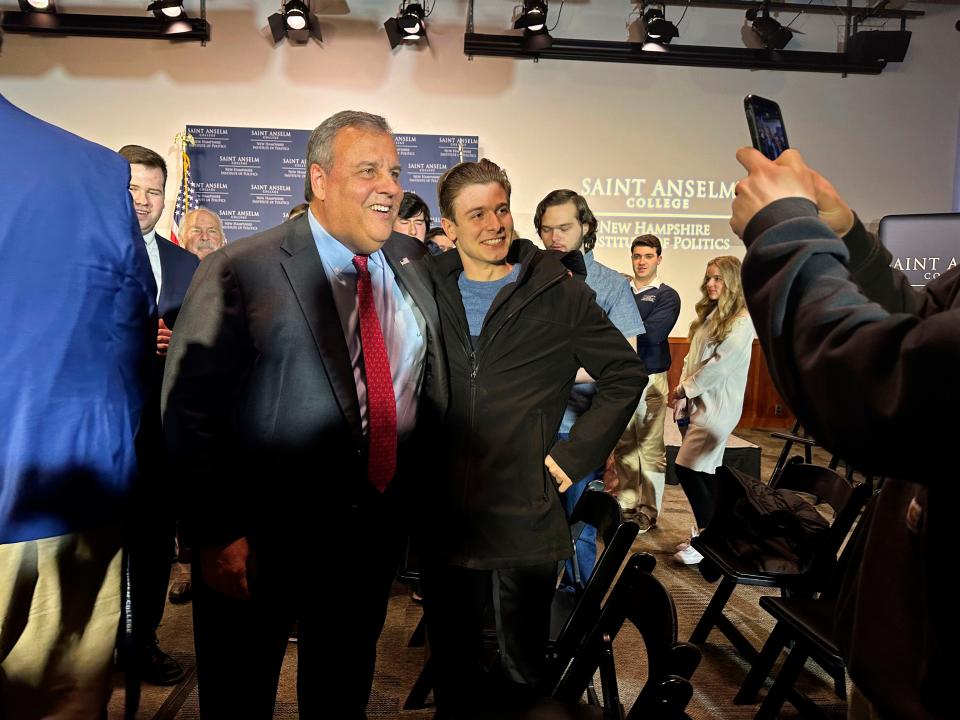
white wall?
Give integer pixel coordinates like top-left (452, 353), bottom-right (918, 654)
top-left (2, 1), bottom-right (958, 332)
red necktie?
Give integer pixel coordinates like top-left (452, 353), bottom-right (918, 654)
top-left (352, 255), bottom-right (397, 492)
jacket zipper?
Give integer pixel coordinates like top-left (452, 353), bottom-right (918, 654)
top-left (459, 268), bottom-right (569, 511)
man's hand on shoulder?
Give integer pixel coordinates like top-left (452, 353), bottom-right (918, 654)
top-left (199, 536), bottom-right (253, 601)
top-left (545, 454), bottom-right (573, 493)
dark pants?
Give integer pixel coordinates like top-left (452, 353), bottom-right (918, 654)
top-left (127, 516), bottom-right (175, 646)
top-left (191, 488), bottom-right (406, 720)
top-left (675, 463), bottom-right (721, 530)
top-left (421, 560), bottom-right (556, 718)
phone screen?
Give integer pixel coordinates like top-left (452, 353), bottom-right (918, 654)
top-left (745, 95), bottom-right (789, 161)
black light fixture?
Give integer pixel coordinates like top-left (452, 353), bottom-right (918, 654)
top-left (514, 1), bottom-right (552, 51)
top-left (268, 0), bottom-right (322, 44)
top-left (385, 2), bottom-right (428, 49)
top-left (747, 6), bottom-right (793, 50)
top-left (514, 1), bottom-right (548, 31)
top-left (521, 26), bottom-right (552, 52)
top-left (641, 3), bottom-right (678, 44)
top-left (18, 0), bottom-right (56, 11)
top-left (147, 0), bottom-right (184, 19)
top-left (2, 4), bottom-right (210, 40)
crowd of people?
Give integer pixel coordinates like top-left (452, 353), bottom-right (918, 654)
top-left (1, 40), bottom-right (952, 720)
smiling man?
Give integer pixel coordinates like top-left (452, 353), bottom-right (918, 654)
top-left (162, 111), bottom-right (447, 719)
top-left (419, 160), bottom-right (646, 716)
top-left (117, 144), bottom-right (198, 687)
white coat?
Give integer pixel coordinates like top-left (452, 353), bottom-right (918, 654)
top-left (675, 310), bottom-right (754, 473)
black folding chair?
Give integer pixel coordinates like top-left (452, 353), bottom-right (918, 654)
top-left (688, 463), bottom-right (872, 664)
top-left (733, 494), bottom-right (877, 719)
top-left (552, 553), bottom-right (701, 720)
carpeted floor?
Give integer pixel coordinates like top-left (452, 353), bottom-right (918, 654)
top-left (108, 428), bottom-right (847, 719)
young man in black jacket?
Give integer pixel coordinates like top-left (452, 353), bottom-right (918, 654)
top-left (419, 159), bottom-right (647, 717)
top-left (732, 147), bottom-right (956, 720)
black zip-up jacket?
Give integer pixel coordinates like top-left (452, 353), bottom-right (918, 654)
top-left (421, 239), bottom-right (647, 570)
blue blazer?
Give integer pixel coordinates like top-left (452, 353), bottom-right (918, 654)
top-left (0, 94), bottom-right (157, 543)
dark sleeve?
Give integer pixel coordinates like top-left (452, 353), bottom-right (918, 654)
top-left (549, 286), bottom-right (648, 481)
top-left (638, 286), bottom-right (681, 345)
top-left (841, 216), bottom-right (931, 316)
top-left (741, 198), bottom-right (960, 479)
top-left (161, 250), bottom-right (254, 547)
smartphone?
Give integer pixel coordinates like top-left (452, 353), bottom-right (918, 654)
top-left (744, 94), bottom-right (789, 160)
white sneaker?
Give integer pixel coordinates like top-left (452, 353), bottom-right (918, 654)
top-left (673, 545), bottom-right (704, 565)
top-left (675, 526), bottom-right (700, 553)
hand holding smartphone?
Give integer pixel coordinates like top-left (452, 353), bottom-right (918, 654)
top-left (744, 94), bottom-right (789, 160)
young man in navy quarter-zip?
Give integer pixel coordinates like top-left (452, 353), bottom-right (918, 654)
top-left (613, 235), bottom-right (681, 533)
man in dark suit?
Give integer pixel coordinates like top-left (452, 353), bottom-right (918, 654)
top-left (118, 144), bottom-right (199, 685)
top-left (162, 111), bottom-right (447, 719)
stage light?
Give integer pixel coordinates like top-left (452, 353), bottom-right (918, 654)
top-left (514, 1), bottom-right (548, 32)
top-left (18, 0), bottom-right (56, 12)
top-left (521, 26), bottom-right (552, 52)
top-left (641, 3), bottom-right (678, 44)
top-left (747, 7), bottom-right (793, 50)
top-left (513, 1), bottom-right (552, 51)
top-left (283, 0), bottom-right (308, 30)
top-left (147, 0), bottom-right (184, 19)
top-left (398, 3), bottom-right (425, 37)
top-left (268, 0), bottom-right (322, 44)
top-left (385, 2), bottom-right (428, 49)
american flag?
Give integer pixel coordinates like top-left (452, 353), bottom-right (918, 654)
top-left (170, 132), bottom-right (196, 246)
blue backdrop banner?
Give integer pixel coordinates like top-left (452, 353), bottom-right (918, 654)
top-left (185, 125), bottom-right (478, 241)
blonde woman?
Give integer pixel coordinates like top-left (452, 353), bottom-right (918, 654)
top-left (672, 256), bottom-right (754, 564)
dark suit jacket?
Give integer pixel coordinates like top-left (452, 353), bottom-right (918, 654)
top-left (136, 236), bottom-right (199, 490)
top-left (161, 216), bottom-right (448, 548)
top-left (156, 235), bottom-right (200, 327)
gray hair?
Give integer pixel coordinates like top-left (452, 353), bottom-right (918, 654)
top-left (304, 111), bottom-right (392, 201)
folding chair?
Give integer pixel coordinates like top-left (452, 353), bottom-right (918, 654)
top-left (733, 494), bottom-right (877, 719)
top-left (688, 463), bottom-right (871, 664)
top-left (552, 553), bottom-right (701, 720)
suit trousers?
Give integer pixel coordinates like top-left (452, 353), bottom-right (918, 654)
top-left (190, 483), bottom-right (407, 720)
top-left (126, 509), bottom-right (175, 645)
top-left (613, 370), bottom-right (669, 521)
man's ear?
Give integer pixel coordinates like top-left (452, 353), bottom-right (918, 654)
top-left (440, 217), bottom-right (457, 242)
top-left (309, 163), bottom-right (326, 202)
